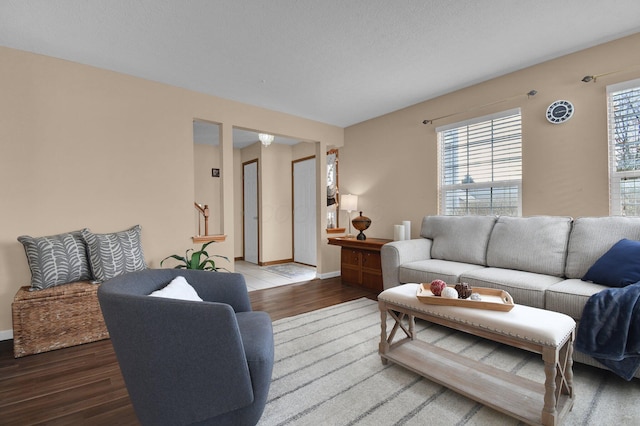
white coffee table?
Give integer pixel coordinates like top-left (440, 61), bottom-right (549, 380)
top-left (378, 283), bottom-right (575, 426)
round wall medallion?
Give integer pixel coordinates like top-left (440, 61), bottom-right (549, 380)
top-left (546, 100), bottom-right (574, 124)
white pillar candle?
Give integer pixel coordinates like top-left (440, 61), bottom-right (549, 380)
top-left (394, 224), bottom-right (405, 241)
top-left (403, 220), bottom-right (411, 240)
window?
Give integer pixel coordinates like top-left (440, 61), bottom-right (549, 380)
top-left (437, 109), bottom-right (522, 216)
top-left (608, 78), bottom-right (640, 216)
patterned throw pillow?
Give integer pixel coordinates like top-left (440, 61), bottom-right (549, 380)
top-left (18, 231), bottom-right (92, 290)
top-left (82, 225), bottom-right (147, 283)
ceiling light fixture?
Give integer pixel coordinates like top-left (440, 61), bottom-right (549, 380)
top-left (258, 133), bottom-right (274, 147)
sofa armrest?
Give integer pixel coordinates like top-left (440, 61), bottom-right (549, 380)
top-left (381, 238), bottom-right (433, 289)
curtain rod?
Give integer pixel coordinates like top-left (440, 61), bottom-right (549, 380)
top-left (422, 90), bottom-right (537, 125)
top-left (582, 64), bottom-right (640, 83)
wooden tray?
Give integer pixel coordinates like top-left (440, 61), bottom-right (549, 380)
top-left (416, 283), bottom-right (514, 311)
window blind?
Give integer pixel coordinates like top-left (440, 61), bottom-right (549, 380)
top-left (438, 109), bottom-right (522, 216)
top-left (608, 79), bottom-right (640, 216)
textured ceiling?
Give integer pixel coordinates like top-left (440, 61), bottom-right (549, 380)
top-left (2, 1), bottom-right (640, 128)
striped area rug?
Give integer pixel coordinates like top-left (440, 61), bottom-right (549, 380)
top-left (258, 298), bottom-right (640, 426)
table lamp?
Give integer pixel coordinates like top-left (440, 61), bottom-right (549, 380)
top-left (340, 194), bottom-right (358, 238)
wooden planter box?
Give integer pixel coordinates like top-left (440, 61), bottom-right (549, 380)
top-left (12, 281), bottom-right (109, 358)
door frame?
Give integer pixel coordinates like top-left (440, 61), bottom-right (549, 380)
top-left (242, 159), bottom-right (259, 264)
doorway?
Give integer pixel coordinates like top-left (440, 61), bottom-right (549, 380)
top-left (243, 160), bottom-right (259, 264)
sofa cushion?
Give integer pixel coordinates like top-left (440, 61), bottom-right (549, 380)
top-left (486, 216), bottom-right (572, 277)
top-left (565, 216), bottom-right (640, 279)
top-left (582, 238), bottom-right (640, 287)
top-left (420, 215), bottom-right (497, 265)
top-left (545, 278), bottom-right (607, 321)
top-left (82, 225), bottom-right (147, 283)
top-left (399, 259), bottom-right (485, 286)
top-left (18, 231), bottom-right (92, 290)
top-left (460, 267), bottom-right (564, 309)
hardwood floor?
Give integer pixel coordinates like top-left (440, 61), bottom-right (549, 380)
top-left (0, 278), bottom-right (376, 425)
top-left (249, 276), bottom-right (377, 321)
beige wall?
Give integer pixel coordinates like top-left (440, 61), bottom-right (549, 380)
top-left (0, 46), bottom-right (343, 335)
top-left (261, 143), bottom-right (294, 263)
top-left (342, 32), bottom-right (640, 241)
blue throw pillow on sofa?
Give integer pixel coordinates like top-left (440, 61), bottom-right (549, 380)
top-left (583, 239), bottom-right (640, 287)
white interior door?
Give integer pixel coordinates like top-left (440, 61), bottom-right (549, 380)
top-left (243, 161), bottom-right (258, 264)
top-left (293, 157), bottom-right (317, 266)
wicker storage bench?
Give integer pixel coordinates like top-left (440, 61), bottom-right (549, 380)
top-left (12, 281), bottom-right (109, 358)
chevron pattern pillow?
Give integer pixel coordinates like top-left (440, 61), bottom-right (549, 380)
top-left (18, 231), bottom-right (92, 290)
top-left (82, 225), bottom-right (147, 283)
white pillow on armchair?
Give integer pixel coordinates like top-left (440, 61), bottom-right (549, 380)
top-left (149, 275), bottom-right (203, 301)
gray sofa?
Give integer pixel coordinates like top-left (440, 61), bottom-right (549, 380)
top-left (98, 269), bottom-right (274, 426)
top-left (381, 215), bottom-right (640, 377)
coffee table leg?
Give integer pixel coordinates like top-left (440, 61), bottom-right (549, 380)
top-left (542, 347), bottom-right (558, 426)
top-left (566, 334), bottom-right (574, 399)
top-left (409, 314), bottom-right (415, 340)
top-left (379, 300), bottom-right (389, 364)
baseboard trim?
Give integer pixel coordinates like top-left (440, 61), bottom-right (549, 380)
top-left (260, 258), bottom-right (294, 267)
top-left (0, 329), bottom-right (13, 341)
top-left (318, 270), bottom-right (341, 279)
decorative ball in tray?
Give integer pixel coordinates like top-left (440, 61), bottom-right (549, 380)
top-left (417, 279), bottom-right (514, 311)
top-left (455, 282), bottom-right (473, 299)
top-left (430, 280), bottom-right (472, 299)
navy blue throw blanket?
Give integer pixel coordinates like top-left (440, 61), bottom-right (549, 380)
top-left (575, 282), bottom-right (640, 381)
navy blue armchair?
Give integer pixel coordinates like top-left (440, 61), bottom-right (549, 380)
top-left (97, 269), bottom-right (274, 426)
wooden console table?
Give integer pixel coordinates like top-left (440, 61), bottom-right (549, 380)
top-left (328, 237), bottom-right (391, 292)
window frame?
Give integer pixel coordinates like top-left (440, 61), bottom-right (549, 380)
top-left (436, 108), bottom-right (523, 216)
top-left (608, 78), bottom-right (640, 216)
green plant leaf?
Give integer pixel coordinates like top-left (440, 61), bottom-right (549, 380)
top-left (200, 259), bottom-right (217, 270)
top-left (190, 251), bottom-right (202, 269)
top-left (160, 254), bottom-right (187, 267)
top-left (201, 241), bottom-right (216, 251)
top-left (161, 241), bottom-right (228, 271)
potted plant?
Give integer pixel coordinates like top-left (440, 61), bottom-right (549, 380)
top-left (160, 241), bottom-right (228, 271)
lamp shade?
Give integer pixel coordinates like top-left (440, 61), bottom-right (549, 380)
top-left (340, 194), bottom-right (358, 212)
